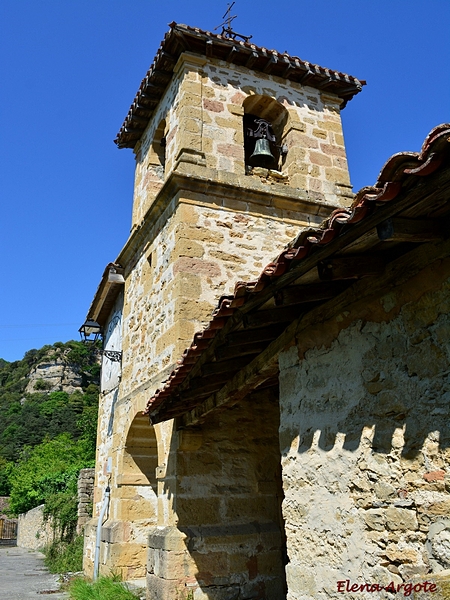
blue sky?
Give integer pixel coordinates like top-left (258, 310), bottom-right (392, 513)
top-left (0, 0), bottom-right (449, 362)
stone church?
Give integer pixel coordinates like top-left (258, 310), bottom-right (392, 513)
top-left (81, 23), bottom-right (450, 600)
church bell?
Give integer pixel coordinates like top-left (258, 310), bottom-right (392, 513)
top-left (248, 138), bottom-right (276, 168)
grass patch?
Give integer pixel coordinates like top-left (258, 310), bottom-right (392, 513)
top-left (44, 534), bottom-right (84, 573)
top-left (67, 576), bottom-right (141, 600)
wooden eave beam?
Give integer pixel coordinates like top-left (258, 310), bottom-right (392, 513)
top-left (226, 45), bottom-right (240, 62)
top-left (318, 256), bottom-right (386, 281)
top-left (225, 323), bottom-right (286, 346)
top-left (142, 82), bottom-right (167, 94)
top-left (130, 115), bottom-right (150, 124)
top-left (281, 61), bottom-right (294, 78)
top-left (201, 354), bottom-right (259, 376)
top-left (274, 281), bottom-right (351, 306)
top-left (263, 55), bottom-right (277, 74)
top-left (136, 102), bottom-right (156, 113)
top-left (172, 29), bottom-right (189, 51)
top-left (377, 217), bottom-right (445, 243)
top-left (245, 51), bottom-right (259, 69)
top-left (243, 305), bottom-right (305, 328)
top-left (315, 76), bottom-right (333, 90)
top-left (157, 52), bottom-right (177, 65)
top-left (215, 340), bottom-right (270, 361)
top-left (124, 127), bottom-right (145, 135)
top-left (297, 69), bottom-right (315, 84)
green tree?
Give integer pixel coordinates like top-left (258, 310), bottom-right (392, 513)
top-left (8, 433), bottom-right (95, 515)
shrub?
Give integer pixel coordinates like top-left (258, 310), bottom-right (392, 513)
top-left (67, 575), bottom-right (142, 600)
top-left (34, 379), bottom-right (53, 391)
top-left (44, 534), bottom-right (84, 573)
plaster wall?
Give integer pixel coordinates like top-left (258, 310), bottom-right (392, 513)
top-left (278, 264), bottom-right (450, 600)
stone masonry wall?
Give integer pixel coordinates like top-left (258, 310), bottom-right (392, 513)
top-left (132, 53), bottom-right (352, 229)
top-left (120, 197), bottom-right (313, 399)
top-left (77, 468), bottom-right (95, 534)
top-left (87, 48), bottom-right (357, 585)
top-left (279, 262), bottom-right (450, 600)
top-left (17, 505), bottom-right (53, 550)
top-left (147, 389), bottom-right (286, 600)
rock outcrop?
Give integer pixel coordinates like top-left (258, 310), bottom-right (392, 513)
top-left (25, 353), bottom-right (83, 395)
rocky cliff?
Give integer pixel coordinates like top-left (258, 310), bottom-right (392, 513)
top-left (25, 353), bottom-right (83, 395)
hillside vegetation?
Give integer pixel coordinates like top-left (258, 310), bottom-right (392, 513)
top-left (0, 340), bottom-right (100, 519)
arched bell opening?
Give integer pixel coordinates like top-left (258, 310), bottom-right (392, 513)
top-left (243, 95), bottom-right (288, 171)
top-left (147, 118), bottom-right (167, 181)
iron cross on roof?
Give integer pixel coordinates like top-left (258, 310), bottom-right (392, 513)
top-left (214, 2), bottom-right (252, 42)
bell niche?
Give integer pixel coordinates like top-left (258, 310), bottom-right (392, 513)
top-left (244, 115), bottom-right (280, 170)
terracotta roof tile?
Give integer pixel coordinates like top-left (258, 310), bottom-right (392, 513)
top-left (115, 23), bottom-right (365, 149)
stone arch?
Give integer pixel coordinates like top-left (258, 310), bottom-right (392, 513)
top-left (119, 413), bottom-right (158, 496)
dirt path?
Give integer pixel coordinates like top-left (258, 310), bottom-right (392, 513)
top-left (0, 546), bottom-right (69, 599)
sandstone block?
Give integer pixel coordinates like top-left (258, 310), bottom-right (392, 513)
top-left (203, 98), bottom-right (225, 112)
top-left (325, 166), bottom-right (351, 185)
top-left (320, 120), bottom-right (343, 133)
top-left (191, 550), bottom-right (228, 581)
top-left (182, 81), bottom-right (202, 95)
top-left (217, 143), bottom-right (244, 160)
top-left (289, 174), bottom-right (307, 189)
top-left (288, 132), bottom-right (319, 149)
top-left (173, 257), bottom-right (221, 278)
top-left (173, 238), bottom-right (204, 259)
top-left (386, 507), bottom-right (418, 531)
top-left (364, 509), bottom-right (386, 531)
top-left (176, 497), bottom-right (221, 525)
top-left (312, 128), bottom-right (328, 140)
top-left (109, 541), bottom-right (146, 569)
top-left (228, 103), bottom-right (244, 116)
top-left (309, 151), bottom-right (332, 167)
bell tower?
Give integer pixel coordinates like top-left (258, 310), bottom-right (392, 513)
top-left (83, 22), bottom-right (364, 598)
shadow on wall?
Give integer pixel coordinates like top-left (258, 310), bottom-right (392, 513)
top-left (279, 315), bottom-right (450, 460)
top-left (157, 388), bottom-right (287, 600)
top-left (288, 389), bottom-right (450, 458)
top-left (121, 414), bottom-right (158, 495)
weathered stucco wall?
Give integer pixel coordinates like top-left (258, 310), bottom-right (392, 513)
top-left (279, 264), bottom-right (450, 600)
